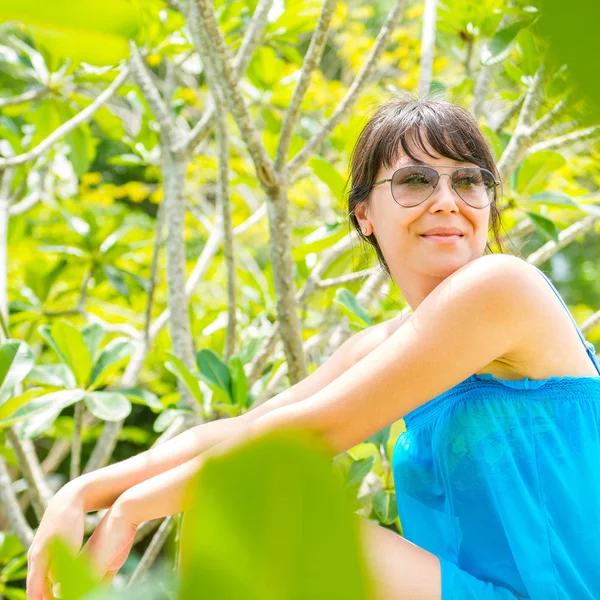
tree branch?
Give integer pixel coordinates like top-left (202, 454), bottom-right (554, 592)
top-left (316, 268), bottom-right (377, 289)
top-left (492, 93), bottom-right (525, 133)
top-left (274, 0), bottom-right (338, 170)
top-left (526, 215), bottom-right (600, 266)
top-left (0, 66), bottom-right (130, 170)
top-left (215, 104), bottom-right (237, 362)
top-left (126, 515), bottom-right (176, 587)
top-left (247, 234), bottom-right (354, 389)
top-left (129, 43), bottom-right (182, 152)
top-left (0, 456), bottom-right (34, 549)
top-left (287, 0), bottom-right (408, 175)
top-left (5, 429), bottom-right (52, 521)
top-left (178, 0), bottom-right (274, 155)
top-left (527, 95), bottom-right (572, 140)
top-left (186, 0), bottom-right (277, 190)
top-left (525, 125), bottom-right (600, 156)
top-left (257, 267), bottom-right (392, 402)
top-left (418, 0), bottom-right (438, 98)
top-left (70, 402), bottom-right (85, 480)
top-left (0, 86), bottom-right (48, 108)
top-left (496, 61), bottom-right (548, 181)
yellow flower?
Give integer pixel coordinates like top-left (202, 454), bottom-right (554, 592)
top-left (180, 88), bottom-right (197, 103)
top-left (146, 54), bottom-right (162, 67)
top-left (81, 172), bottom-right (102, 186)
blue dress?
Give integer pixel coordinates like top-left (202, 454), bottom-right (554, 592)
top-left (391, 264), bottom-right (600, 599)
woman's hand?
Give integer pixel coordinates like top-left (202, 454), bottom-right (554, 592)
top-left (79, 501), bottom-right (139, 584)
top-left (26, 487), bottom-right (85, 600)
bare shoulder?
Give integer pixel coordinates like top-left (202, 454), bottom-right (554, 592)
top-left (452, 253), bottom-right (597, 379)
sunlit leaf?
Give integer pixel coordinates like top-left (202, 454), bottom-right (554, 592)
top-left (516, 150), bottom-right (566, 195)
top-left (180, 427), bottom-right (375, 600)
top-left (0, 340), bottom-right (34, 405)
top-left (195, 349), bottom-right (232, 402)
top-left (89, 337), bottom-right (135, 389)
top-left (309, 157), bottom-right (347, 202)
top-left (480, 18), bottom-right (536, 66)
top-left (230, 357), bottom-right (248, 408)
top-left (0, 389), bottom-right (84, 429)
top-left (165, 352), bottom-right (204, 406)
top-left (48, 320), bottom-right (92, 387)
top-left (522, 210), bottom-right (560, 242)
top-left (373, 490), bottom-right (397, 525)
top-left (25, 364), bottom-right (76, 389)
top-left (334, 288), bottom-right (373, 328)
top-left (84, 391), bottom-right (131, 421)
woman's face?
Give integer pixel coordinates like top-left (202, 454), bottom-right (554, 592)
top-left (355, 140), bottom-right (492, 309)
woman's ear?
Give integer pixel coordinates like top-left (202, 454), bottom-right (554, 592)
top-left (354, 202), bottom-right (371, 236)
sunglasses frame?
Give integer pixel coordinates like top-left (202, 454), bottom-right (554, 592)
top-left (371, 165), bottom-right (500, 209)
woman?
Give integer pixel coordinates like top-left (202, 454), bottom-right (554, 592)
top-left (26, 96), bottom-right (600, 600)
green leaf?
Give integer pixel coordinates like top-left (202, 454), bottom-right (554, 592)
top-left (481, 18), bottom-right (536, 66)
top-left (309, 157), bottom-right (347, 203)
top-left (118, 387), bottom-right (163, 411)
top-left (233, 336), bottom-right (264, 365)
top-left (246, 46), bottom-right (285, 90)
top-left (153, 408), bottom-right (180, 433)
top-left (47, 537), bottom-right (104, 600)
top-left (89, 337), bottom-right (135, 389)
top-left (45, 321), bottom-right (92, 387)
top-left (516, 150), bottom-right (566, 195)
top-left (179, 427), bottom-right (373, 600)
top-left (81, 323), bottom-right (105, 365)
top-left (195, 349), bottom-right (232, 401)
top-left (25, 364), bottom-right (76, 389)
top-left (229, 357), bottom-right (249, 408)
top-left (103, 265), bottom-right (130, 301)
top-left (522, 210), bottom-right (560, 242)
top-left (0, 340), bottom-right (34, 405)
top-left (164, 353), bottom-right (204, 406)
top-left (0, 389), bottom-right (84, 429)
top-left (15, 403), bottom-right (63, 439)
top-left (84, 391), bottom-right (131, 421)
top-left (292, 223), bottom-right (346, 261)
top-left (0, 533), bottom-right (24, 563)
top-left (346, 456), bottom-right (375, 488)
top-left (0, 1), bottom-right (140, 66)
top-left (373, 490), bottom-right (398, 525)
top-left (334, 288), bottom-right (373, 328)
top-left (527, 191), bottom-right (579, 208)
top-left (366, 425), bottom-right (391, 452)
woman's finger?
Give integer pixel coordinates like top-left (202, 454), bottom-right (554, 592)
top-left (26, 552), bottom-right (53, 600)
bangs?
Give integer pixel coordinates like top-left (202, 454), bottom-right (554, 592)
top-left (371, 101), bottom-right (492, 173)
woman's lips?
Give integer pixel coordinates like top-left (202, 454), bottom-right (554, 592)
top-left (420, 234), bottom-right (463, 244)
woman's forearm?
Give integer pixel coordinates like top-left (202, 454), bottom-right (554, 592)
top-left (65, 326), bottom-right (372, 514)
top-left (67, 393), bottom-right (288, 512)
top-left (114, 422), bottom-right (260, 523)
top-left (114, 406), bottom-right (325, 524)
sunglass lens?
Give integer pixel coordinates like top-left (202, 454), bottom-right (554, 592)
top-left (391, 166), bottom-right (437, 206)
top-left (452, 168), bottom-right (495, 207)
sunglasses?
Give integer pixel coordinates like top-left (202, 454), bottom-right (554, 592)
top-left (371, 165), bottom-right (500, 209)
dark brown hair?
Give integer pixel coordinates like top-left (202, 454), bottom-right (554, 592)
top-left (347, 94), bottom-right (507, 277)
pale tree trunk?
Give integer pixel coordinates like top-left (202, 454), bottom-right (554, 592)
top-left (418, 0), bottom-right (438, 98)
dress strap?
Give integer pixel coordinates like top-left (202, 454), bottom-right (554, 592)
top-left (533, 265), bottom-right (600, 376)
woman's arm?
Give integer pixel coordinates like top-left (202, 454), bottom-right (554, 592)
top-left (113, 253), bottom-right (531, 524)
top-left (64, 313), bottom-right (407, 512)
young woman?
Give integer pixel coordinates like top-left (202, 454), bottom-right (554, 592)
top-left (27, 96), bottom-right (600, 600)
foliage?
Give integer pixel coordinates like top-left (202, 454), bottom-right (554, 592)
top-left (0, 0), bottom-right (599, 595)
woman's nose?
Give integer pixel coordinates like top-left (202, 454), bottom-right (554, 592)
top-left (428, 174), bottom-right (461, 208)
